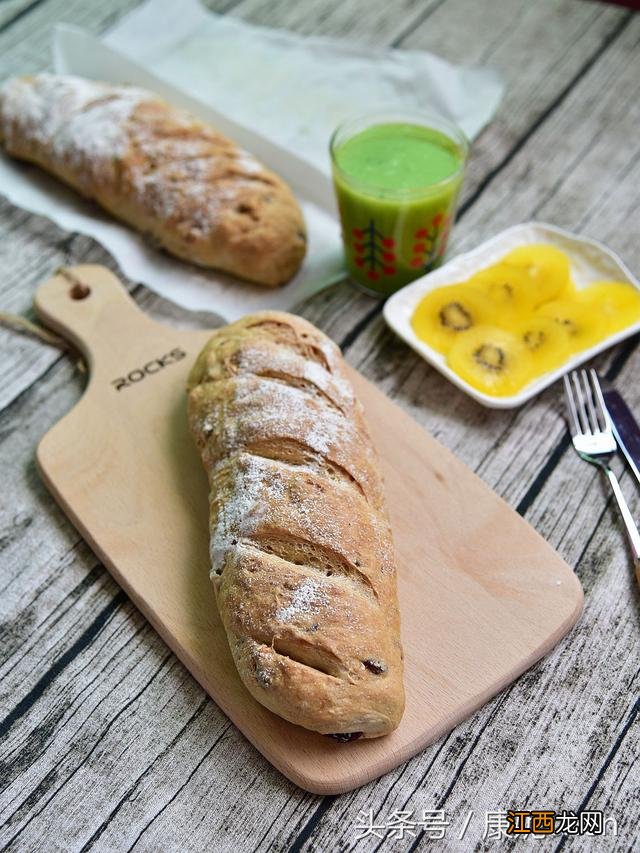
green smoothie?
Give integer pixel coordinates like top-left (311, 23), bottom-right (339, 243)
top-left (331, 121), bottom-right (467, 295)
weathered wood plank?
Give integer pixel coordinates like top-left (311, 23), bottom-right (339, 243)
top-left (402, 0), bottom-right (632, 207)
top-left (235, 8), bottom-right (640, 850)
top-left (229, 0), bottom-right (444, 45)
top-left (0, 0), bottom-right (631, 411)
top-left (454, 9), bottom-right (640, 257)
top-left (3, 300), bottom-right (637, 849)
top-left (265, 347), bottom-right (640, 852)
top-left (271, 14), bottom-right (640, 848)
top-left (0, 0), bottom-right (457, 848)
top-left (0, 0), bottom-right (43, 33)
top-left (0, 359), bottom-right (314, 852)
top-left (0, 211), bottom-right (126, 411)
top-left (570, 695), bottom-right (639, 853)
top-left (1, 0), bottom-right (639, 851)
top-left (0, 0), bottom-right (244, 73)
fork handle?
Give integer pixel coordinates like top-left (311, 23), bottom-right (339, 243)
top-left (605, 467), bottom-right (640, 579)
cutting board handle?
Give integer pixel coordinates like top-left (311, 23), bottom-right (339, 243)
top-left (34, 265), bottom-right (159, 374)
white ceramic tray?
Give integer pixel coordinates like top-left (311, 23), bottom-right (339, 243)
top-left (383, 222), bottom-right (640, 409)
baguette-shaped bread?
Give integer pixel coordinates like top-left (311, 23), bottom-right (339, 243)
top-left (187, 312), bottom-right (405, 739)
top-left (0, 74), bottom-right (306, 286)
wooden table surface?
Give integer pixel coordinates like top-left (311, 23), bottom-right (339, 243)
top-left (1, 1), bottom-right (639, 851)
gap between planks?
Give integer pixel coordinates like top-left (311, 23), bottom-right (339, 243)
top-left (0, 0), bottom-right (636, 844)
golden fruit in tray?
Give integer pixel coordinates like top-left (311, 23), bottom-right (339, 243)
top-left (502, 244), bottom-right (571, 305)
top-left (578, 281), bottom-right (640, 334)
top-left (411, 283), bottom-right (497, 354)
top-left (409, 241), bottom-right (639, 398)
top-left (516, 316), bottom-right (571, 374)
top-left (447, 325), bottom-right (533, 397)
top-left (536, 298), bottom-right (606, 353)
top-left (469, 263), bottom-right (536, 320)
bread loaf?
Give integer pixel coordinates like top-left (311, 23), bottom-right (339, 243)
top-left (187, 311), bottom-right (405, 739)
top-left (0, 74), bottom-right (306, 286)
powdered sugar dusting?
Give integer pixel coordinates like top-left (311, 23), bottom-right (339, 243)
top-left (234, 148), bottom-right (264, 175)
top-left (275, 578), bottom-right (328, 623)
top-left (235, 376), bottom-right (350, 456)
top-left (1, 73), bottom-right (276, 239)
top-left (302, 359), bottom-right (333, 390)
top-left (231, 342), bottom-right (352, 412)
top-left (1, 75), bottom-right (147, 176)
top-left (133, 173), bottom-right (236, 234)
top-left (209, 453), bottom-right (285, 571)
top-left (251, 643), bottom-right (276, 686)
top-left (53, 91), bottom-right (147, 174)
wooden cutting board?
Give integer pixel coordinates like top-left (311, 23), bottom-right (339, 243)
top-left (34, 265), bottom-right (583, 795)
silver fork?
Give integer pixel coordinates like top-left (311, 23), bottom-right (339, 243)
top-left (564, 368), bottom-right (640, 570)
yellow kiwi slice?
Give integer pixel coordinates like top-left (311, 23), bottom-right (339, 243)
top-left (516, 316), bottom-right (571, 375)
top-left (469, 263), bottom-right (537, 320)
top-left (411, 283), bottom-right (497, 354)
top-left (578, 281), bottom-right (640, 334)
top-left (537, 299), bottom-right (606, 353)
top-left (502, 244), bottom-right (571, 304)
top-left (447, 325), bottom-right (534, 397)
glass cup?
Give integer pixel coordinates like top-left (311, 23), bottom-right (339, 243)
top-left (330, 110), bottom-right (468, 297)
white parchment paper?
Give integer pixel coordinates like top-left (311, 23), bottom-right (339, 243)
top-left (104, 0), bottom-right (504, 170)
top-left (0, 1), bottom-right (504, 321)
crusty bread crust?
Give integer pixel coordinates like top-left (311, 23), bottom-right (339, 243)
top-left (187, 311), bottom-right (405, 739)
top-left (0, 74), bottom-right (307, 286)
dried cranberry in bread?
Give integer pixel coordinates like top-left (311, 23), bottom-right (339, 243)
top-left (0, 74), bottom-right (306, 286)
top-left (187, 311), bottom-right (405, 738)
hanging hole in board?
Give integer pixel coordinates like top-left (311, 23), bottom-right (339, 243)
top-left (69, 283), bottom-right (91, 300)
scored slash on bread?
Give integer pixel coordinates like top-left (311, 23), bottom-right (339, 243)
top-left (187, 312), bottom-right (405, 739)
top-left (0, 74), bottom-right (307, 286)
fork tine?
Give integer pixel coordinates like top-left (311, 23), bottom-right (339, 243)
top-left (571, 370), bottom-right (590, 434)
top-left (563, 374), bottom-right (583, 436)
top-left (580, 369), bottom-right (600, 434)
top-left (589, 369), bottom-right (610, 432)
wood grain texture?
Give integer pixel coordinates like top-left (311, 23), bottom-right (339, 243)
top-left (30, 264), bottom-right (580, 794)
top-left (401, 0), bottom-right (632, 208)
top-left (0, 0), bottom-right (638, 849)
